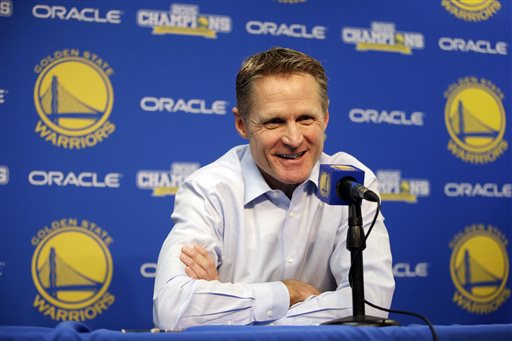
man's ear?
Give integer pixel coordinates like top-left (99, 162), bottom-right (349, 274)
top-left (233, 107), bottom-right (248, 139)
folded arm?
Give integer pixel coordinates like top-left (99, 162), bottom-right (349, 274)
top-left (180, 245), bottom-right (321, 307)
top-left (173, 175), bottom-right (394, 326)
top-left (153, 172), bottom-right (394, 328)
top-left (179, 207), bottom-right (393, 327)
top-left (153, 181), bottom-right (292, 330)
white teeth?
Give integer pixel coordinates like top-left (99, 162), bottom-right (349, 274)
top-left (279, 152), bottom-right (304, 159)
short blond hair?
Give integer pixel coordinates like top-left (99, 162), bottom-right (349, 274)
top-left (235, 47), bottom-right (328, 120)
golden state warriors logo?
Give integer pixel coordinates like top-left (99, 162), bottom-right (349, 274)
top-left (445, 77), bottom-right (507, 164)
top-left (34, 49), bottom-right (116, 149)
top-left (442, 0), bottom-right (501, 21)
top-left (31, 218), bottom-right (115, 321)
top-left (319, 171), bottom-right (330, 197)
top-left (331, 165), bottom-right (356, 171)
top-left (449, 224), bottom-right (510, 314)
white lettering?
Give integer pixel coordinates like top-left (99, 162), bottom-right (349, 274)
top-left (393, 262), bottom-right (429, 278)
top-left (28, 171), bottom-right (121, 188)
top-left (136, 6), bottom-right (231, 33)
top-left (246, 20), bottom-right (326, 40)
top-left (136, 172), bottom-right (189, 189)
top-left (342, 25), bottom-right (424, 49)
top-left (140, 97), bottom-right (227, 115)
top-left (0, 0), bottom-right (13, 17)
top-left (32, 4), bottom-right (122, 24)
top-left (140, 263), bottom-right (157, 278)
top-left (408, 180), bottom-right (430, 196)
top-left (0, 166), bottom-right (8, 185)
top-left (137, 163), bottom-right (199, 190)
top-left (438, 37), bottom-right (508, 55)
top-left (349, 108), bottom-right (424, 126)
top-left (444, 183), bottom-right (512, 198)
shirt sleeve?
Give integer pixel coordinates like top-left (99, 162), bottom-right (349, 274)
top-left (153, 180), bottom-right (290, 330)
top-left (271, 172), bottom-right (395, 325)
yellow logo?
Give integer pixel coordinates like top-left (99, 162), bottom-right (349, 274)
top-left (342, 22), bottom-right (424, 55)
top-left (449, 224), bottom-right (510, 314)
top-left (442, 0), bottom-right (501, 21)
top-left (445, 77), bottom-right (507, 164)
top-left (137, 4), bottom-right (232, 39)
top-left (331, 165), bottom-right (355, 171)
top-left (136, 162), bottom-right (200, 197)
top-left (319, 171), bottom-right (330, 197)
top-left (34, 49), bottom-right (116, 149)
top-left (377, 170), bottom-right (430, 203)
top-left (31, 218), bottom-right (115, 321)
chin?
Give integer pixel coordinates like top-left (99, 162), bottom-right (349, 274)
top-left (279, 174), bottom-right (309, 185)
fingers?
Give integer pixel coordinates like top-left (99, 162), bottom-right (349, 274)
top-left (180, 252), bottom-right (202, 279)
top-left (183, 260), bottom-right (199, 279)
top-left (282, 279), bottom-right (321, 307)
top-left (180, 245), bottom-right (218, 281)
top-left (182, 245), bottom-right (211, 274)
top-left (180, 249), bottom-right (209, 280)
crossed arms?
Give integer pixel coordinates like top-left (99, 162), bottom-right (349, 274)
top-left (181, 245), bottom-right (321, 307)
top-left (153, 178), bottom-right (394, 330)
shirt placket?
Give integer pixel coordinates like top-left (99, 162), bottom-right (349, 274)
top-left (281, 185), bottom-right (306, 278)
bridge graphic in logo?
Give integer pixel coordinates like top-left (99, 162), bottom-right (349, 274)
top-left (37, 247), bottom-right (102, 301)
top-left (39, 76), bottom-right (102, 130)
top-left (34, 56), bottom-right (114, 139)
top-left (454, 249), bottom-right (503, 298)
top-left (448, 100), bottom-right (499, 148)
top-left (450, 225), bottom-right (510, 312)
top-left (444, 79), bottom-right (507, 163)
top-left (32, 225), bottom-right (113, 310)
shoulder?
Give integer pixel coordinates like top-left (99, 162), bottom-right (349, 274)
top-left (184, 145), bottom-right (246, 192)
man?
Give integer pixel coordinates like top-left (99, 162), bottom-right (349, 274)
top-left (153, 47), bottom-right (394, 330)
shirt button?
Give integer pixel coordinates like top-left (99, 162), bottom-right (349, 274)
top-left (287, 256), bottom-right (294, 264)
top-left (289, 211), bottom-right (295, 218)
top-left (267, 310), bottom-right (273, 318)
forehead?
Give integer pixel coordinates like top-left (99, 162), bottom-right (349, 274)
top-left (249, 73), bottom-right (322, 115)
top-left (253, 72), bottom-right (318, 92)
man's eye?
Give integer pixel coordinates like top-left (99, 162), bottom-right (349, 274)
top-left (298, 116), bottom-right (314, 124)
top-left (264, 119), bottom-right (283, 128)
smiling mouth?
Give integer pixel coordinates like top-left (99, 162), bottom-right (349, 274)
top-left (276, 151), bottom-right (306, 160)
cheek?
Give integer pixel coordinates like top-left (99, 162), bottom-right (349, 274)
top-left (252, 131), bottom-right (280, 149)
top-left (303, 126), bottom-right (325, 143)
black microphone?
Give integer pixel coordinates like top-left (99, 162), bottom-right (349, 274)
top-left (338, 177), bottom-right (380, 203)
top-left (318, 164), bottom-right (400, 328)
top-left (317, 164), bottom-right (379, 205)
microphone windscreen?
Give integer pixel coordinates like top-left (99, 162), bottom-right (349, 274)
top-left (317, 164), bottom-right (365, 205)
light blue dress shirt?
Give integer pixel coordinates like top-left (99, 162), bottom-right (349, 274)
top-left (153, 145), bottom-right (394, 330)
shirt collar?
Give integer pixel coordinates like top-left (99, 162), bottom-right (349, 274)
top-left (241, 146), bottom-right (322, 205)
top-left (241, 148), bottom-right (272, 205)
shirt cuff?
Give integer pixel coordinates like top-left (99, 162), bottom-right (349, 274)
top-left (250, 281), bottom-right (289, 322)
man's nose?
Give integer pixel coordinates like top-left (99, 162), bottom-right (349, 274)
top-left (282, 123), bottom-right (304, 147)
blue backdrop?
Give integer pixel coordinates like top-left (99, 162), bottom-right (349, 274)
top-left (1, 0), bottom-right (510, 330)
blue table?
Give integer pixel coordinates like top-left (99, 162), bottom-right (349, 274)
top-left (1, 322), bottom-right (512, 340)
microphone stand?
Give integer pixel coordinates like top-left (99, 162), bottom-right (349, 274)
top-left (322, 200), bottom-right (398, 326)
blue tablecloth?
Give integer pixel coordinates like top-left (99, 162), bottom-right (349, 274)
top-left (1, 322), bottom-right (512, 341)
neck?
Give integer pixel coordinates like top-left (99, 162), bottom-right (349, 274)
top-left (258, 167), bottom-right (299, 199)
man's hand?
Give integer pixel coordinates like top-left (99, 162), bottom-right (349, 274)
top-left (282, 279), bottom-right (321, 307)
top-left (180, 245), bottom-right (219, 281)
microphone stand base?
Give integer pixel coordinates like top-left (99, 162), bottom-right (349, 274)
top-left (321, 315), bottom-right (400, 327)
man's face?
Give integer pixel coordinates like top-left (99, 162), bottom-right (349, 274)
top-left (234, 73), bottom-right (329, 195)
